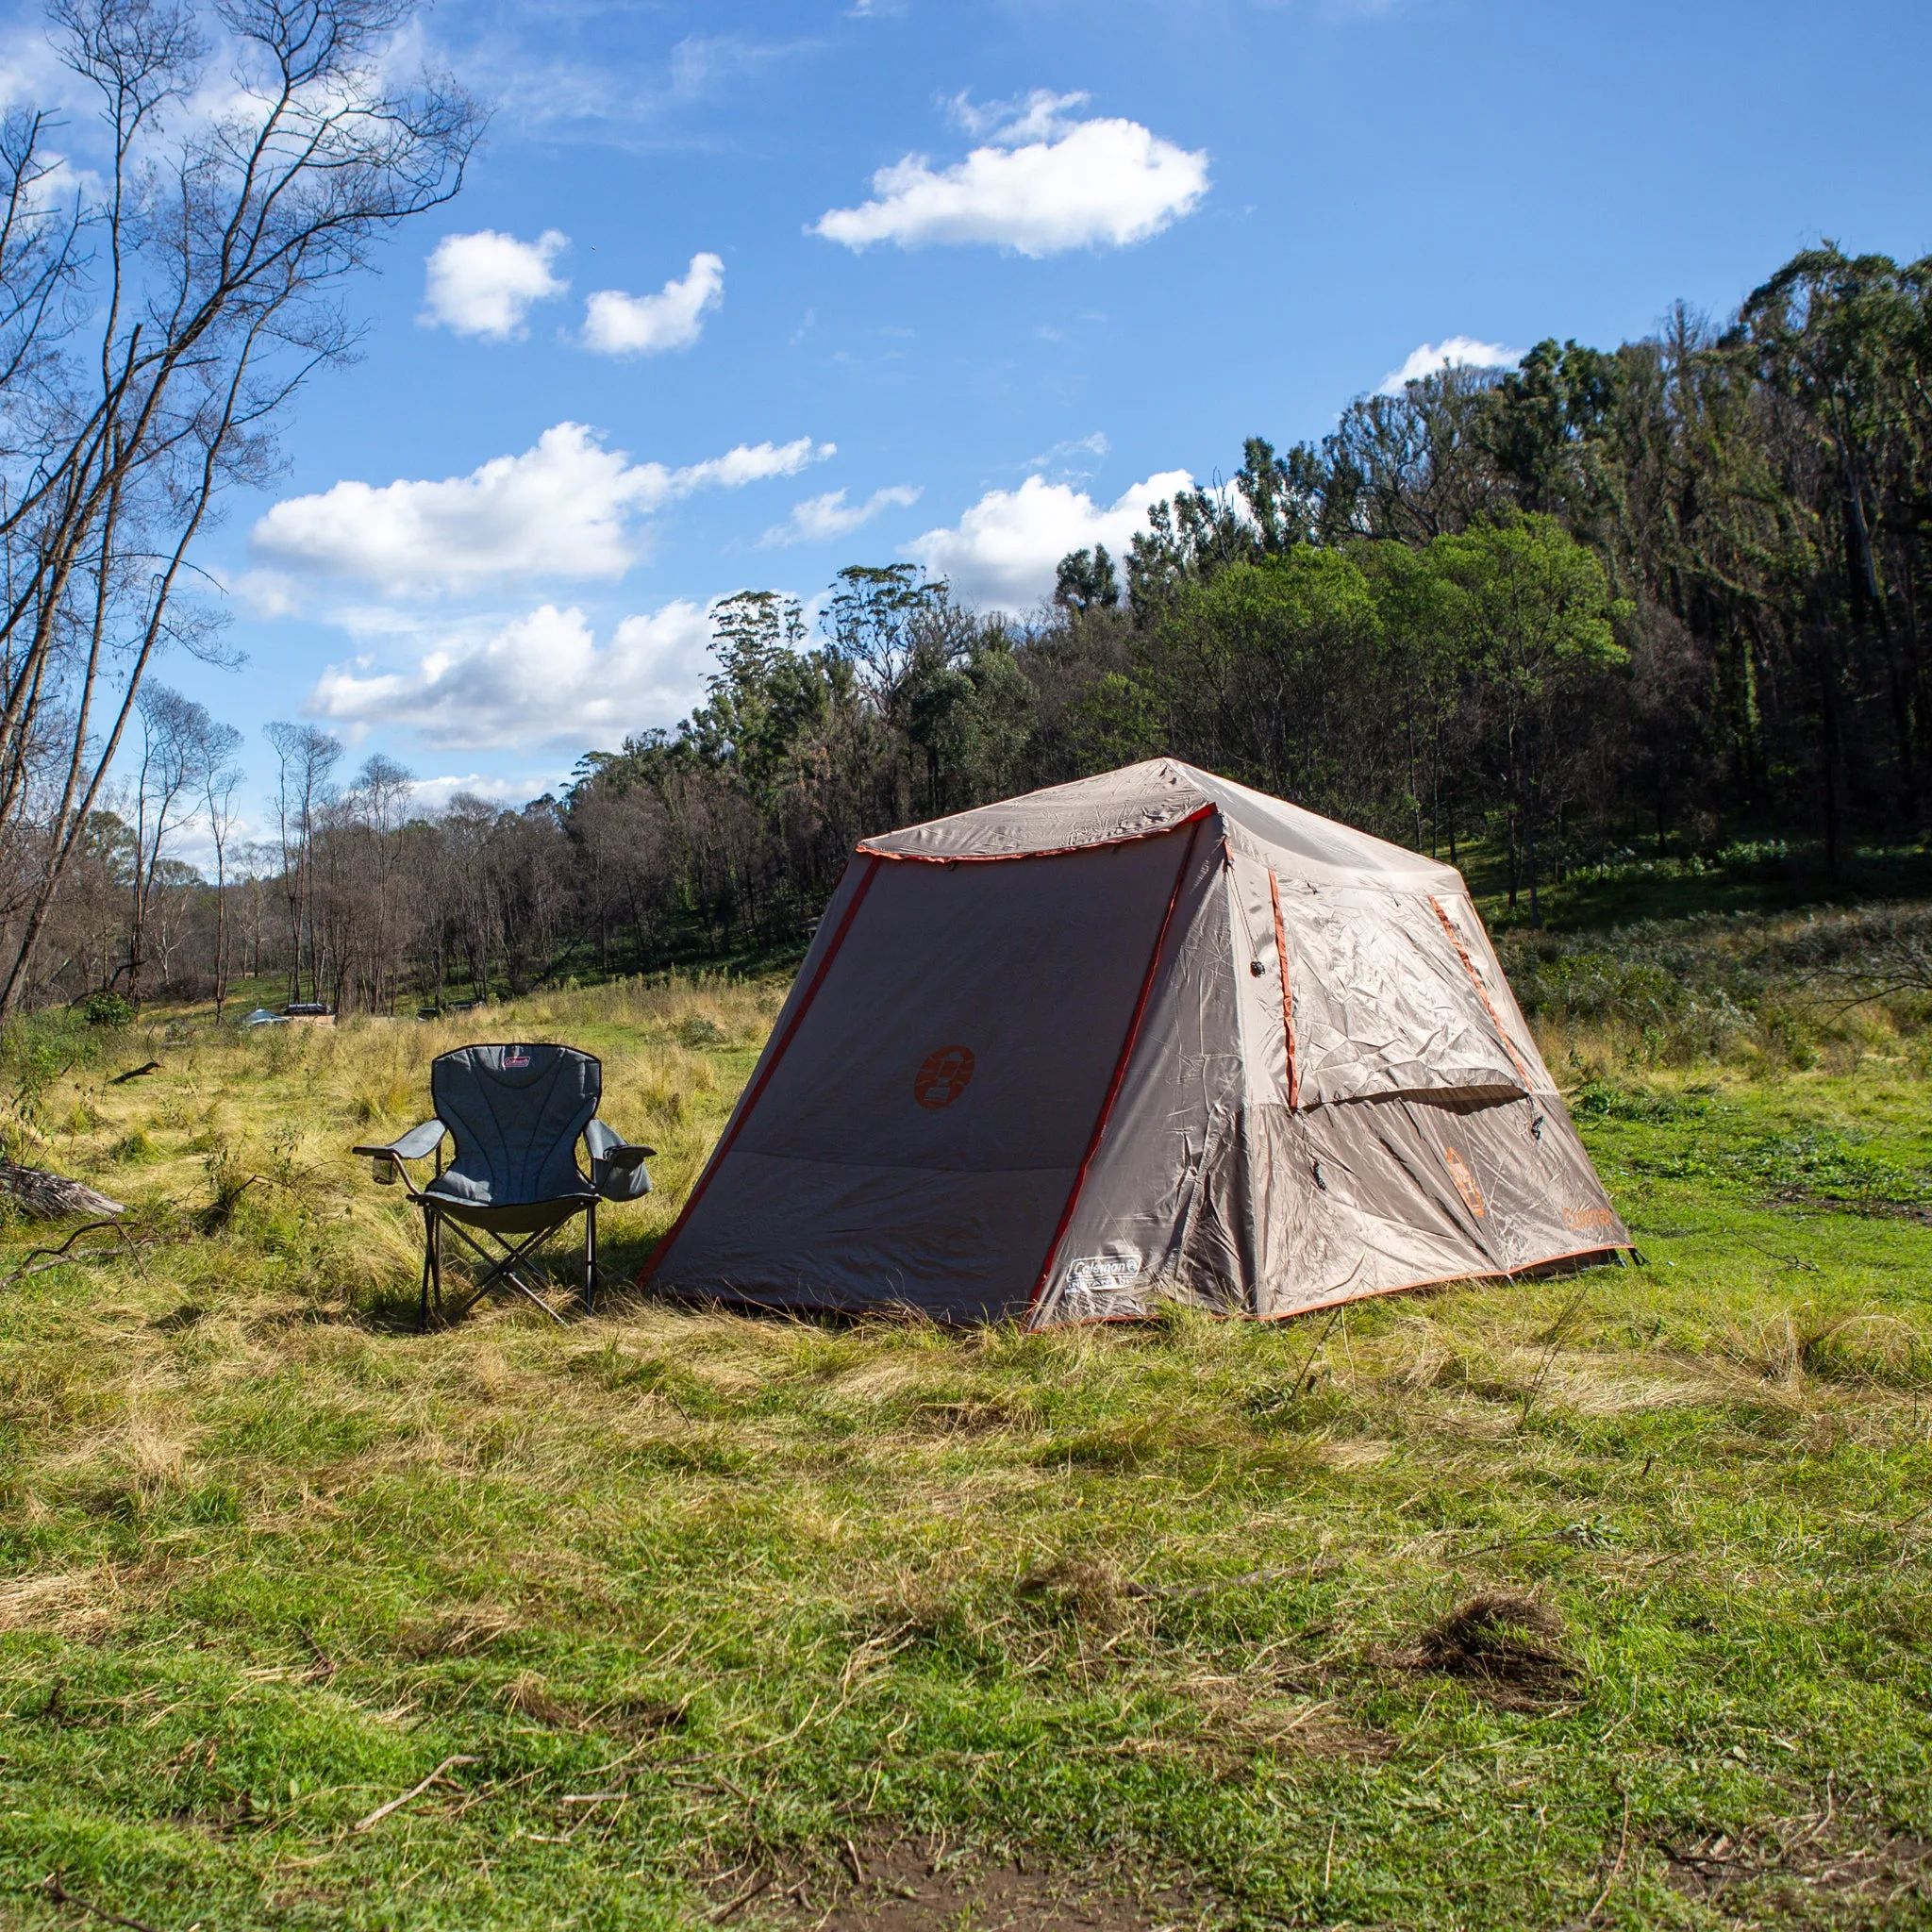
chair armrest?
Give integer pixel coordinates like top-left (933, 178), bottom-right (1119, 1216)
top-left (585, 1118), bottom-right (656, 1165)
top-left (353, 1119), bottom-right (446, 1161)
top-left (586, 1118), bottom-right (654, 1201)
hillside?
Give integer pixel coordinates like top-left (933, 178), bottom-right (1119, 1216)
top-left (0, 908), bottom-right (1929, 1930)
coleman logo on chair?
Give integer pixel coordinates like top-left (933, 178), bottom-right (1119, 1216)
top-left (503, 1047), bottom-right (531, 1068)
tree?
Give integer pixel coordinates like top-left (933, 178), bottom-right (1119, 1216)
top-left (202, 741), bottom-right (244, 1018)
top-left (0, 0), bottom-right (480, 1025)
top-left (1054, 545), bottom-right (1119, 611)
top-left (127, 684), bottom-right (235, 1003)
top-left (1120, 547), bottom-right (1386, 811)
top-left (824, 564), bottom-right (946, 717)
top-left (265, 720), bottom-right (341, 1002)
top-left (1419, 513), bottom-right (1625, 922)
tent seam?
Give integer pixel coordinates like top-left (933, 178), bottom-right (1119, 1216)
top-left (1428, 894), bottom-right (1538, 1092)
top-left (858, 802), bottom-right (1215, 864)
top-left (1025, 814), bottom-right (1206, 1321)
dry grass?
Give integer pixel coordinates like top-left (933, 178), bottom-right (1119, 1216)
top-left (0, 965), bottom-right (1927, 1928)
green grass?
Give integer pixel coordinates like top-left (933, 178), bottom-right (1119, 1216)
top-left (0, 947), bottom-right (1930, 1929)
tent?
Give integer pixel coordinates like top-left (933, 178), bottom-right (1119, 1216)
top-left (641, 758), bottom-right (1629, 1324)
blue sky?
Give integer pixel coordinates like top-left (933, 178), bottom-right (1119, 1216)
top-left (32, 0), bottom-right (1932, 827)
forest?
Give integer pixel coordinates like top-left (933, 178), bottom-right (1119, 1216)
top-left (12, 240), bottom-right (1932, 1013)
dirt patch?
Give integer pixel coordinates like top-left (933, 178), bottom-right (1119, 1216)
top-left (1405, 1594), bottom-right (1579, 1708)
top-left (715, 1839), bottom-right (1211, 1932)
top-left (1662, 1820), bottom-right (1932, 1925)
top-left (1771, 1188), bottom-right (1932, 1224)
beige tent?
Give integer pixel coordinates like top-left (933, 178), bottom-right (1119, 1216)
top-left (642, 759), bottom-right (1629, 1324)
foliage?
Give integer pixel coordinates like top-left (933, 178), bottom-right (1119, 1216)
top-left (14, 240), bottom-right (1932, 1022)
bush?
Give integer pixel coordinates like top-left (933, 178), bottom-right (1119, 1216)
top-left (80, 990), bottom-right (134, 1028)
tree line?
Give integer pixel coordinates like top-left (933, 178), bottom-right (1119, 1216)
top-left (13, 239), bottom-right (1932, 1015)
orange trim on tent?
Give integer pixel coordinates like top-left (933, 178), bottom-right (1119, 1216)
top-left (1266, 868), bottom-right (1301, 1110)
top-left (640, 854), bottom-right (884, 1284)
top-left (858, 802), bottom-right (1215, 864)
top-left (1428, 893), bottom-right (1536, 1091)
top-left (1026, 815), bottom-right (1205, 1316)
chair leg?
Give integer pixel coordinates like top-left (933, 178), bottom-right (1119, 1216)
top-left (420, 1205), bottom-right (434, 1333)
top-left (585, 1201), bottom-right (597, 1315)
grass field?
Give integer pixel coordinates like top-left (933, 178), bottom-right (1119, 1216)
top-left (1, 918), bottom-right (1930, 1931)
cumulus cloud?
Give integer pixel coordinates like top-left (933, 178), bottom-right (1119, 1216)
top-left (251, 424), bottom-right (833, 595)
top-left (812, 91), bottom-right (1208, 257)
top-left (1377, 335), bottom-right (1523, 395)
top-left (422, 229), bottom-right (570, 339)
top-left (761, 483), bottom-right (922, 547)
top-left (583, 251), bottom-right (725, 356)
top-left (308, 600), bottom-right (717, 751)
top-left (904, 469), bottom-right (1191, 610)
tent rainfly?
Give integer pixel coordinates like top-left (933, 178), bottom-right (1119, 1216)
top-left (642, 758), bottom-right (1630, 1324)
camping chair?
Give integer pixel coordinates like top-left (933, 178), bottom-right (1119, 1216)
top-left (353, 1044), bottom-right (653, 1330)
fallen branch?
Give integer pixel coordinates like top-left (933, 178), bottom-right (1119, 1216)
top-left (38, 1874), bottom-right (160, 1932)
top-left (0, 1163), bottom-right (123, 1221)
top-left (109, 1062), bottom-right (161, 1086)
top-left (352, 1754), bottom-right (477, 1832)
top-left (2, 1224), bottom-right (177, 1289)
top-left (709, 1873), bottom-right (774, 1924)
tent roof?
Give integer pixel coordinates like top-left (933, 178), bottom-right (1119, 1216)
top-left (858, 758), bottom-right (1463, 891)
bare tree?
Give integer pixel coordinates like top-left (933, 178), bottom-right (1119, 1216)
top-left (0, 0), bottom-right (480, 1024)
top-left (265, 718), bottom-right (340, 1000)
top-left (201, 722), bottom-right (243, 1017)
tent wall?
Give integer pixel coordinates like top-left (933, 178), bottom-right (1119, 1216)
top-left (650, 831), bottom-right (1191, 1321)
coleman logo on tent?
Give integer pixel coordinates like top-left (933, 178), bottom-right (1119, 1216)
top-left (1442, 1145), bottom-right (1486, 1217)
top-left (503, 1047), bottom-right (531, 1069)
top-left (913, 1044), bottom-right (975, 1109)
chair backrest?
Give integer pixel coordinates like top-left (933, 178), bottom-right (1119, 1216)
top-left (430, 1044), bottom-right (601, 1207)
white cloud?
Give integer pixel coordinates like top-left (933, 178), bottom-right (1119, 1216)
top-left (251, 424), bottom-right (833, 596)
top-left (761, 484), bottom-right (922, 547)
top-left (1028, 430), bottom-right (1110, 473)
top-left (230, 569), bottom-right (303, 619)
top-left (1377, 335), bottom-right (1523, 395)
top-left (812, 93), bottom-right (1208, 257)
top-left (422, 229), bottom-right (570, 340)
top-left (904, 469), bottom-right (1191, 611)
top-left (582, 251), bottom-right (725, 356)
top-left (308, 600), bottom-right (718, 752)
top-left (948, 88), bottom-right (1089, 142)
top-left (408, 772), bottom-right (564, 811)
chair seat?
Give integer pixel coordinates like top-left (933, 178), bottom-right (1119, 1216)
top-left (421, 1181), bottom-right (595, 1236)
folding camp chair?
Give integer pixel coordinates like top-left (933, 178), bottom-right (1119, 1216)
top-left (353, 1043), bottom-right (653, 1330)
